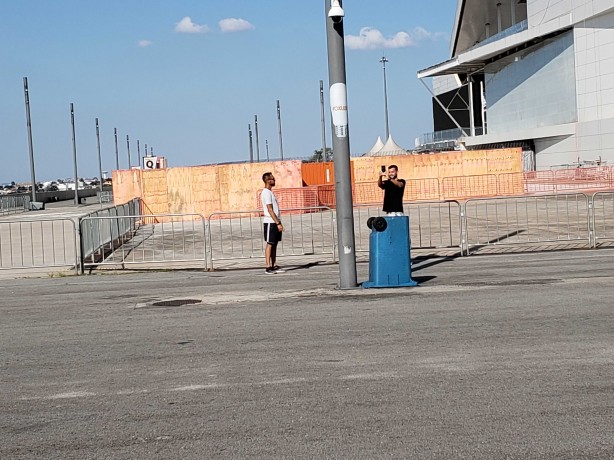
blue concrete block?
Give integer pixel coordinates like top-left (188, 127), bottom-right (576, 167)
top-left (362, 216), bottom-right (417, 288)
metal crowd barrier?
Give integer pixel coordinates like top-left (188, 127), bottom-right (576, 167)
top-left (0, 195), bottom-right (31, 215)
top-left (463, 193), bottom-right (592, 255)
top-left (79, 198), bottom-right (141, 270)
top-left (590, 191), bottom-right (614, 247)
top-left (0, 218), bottom-right (78, 270)
top-left (353, 201), bottom-right (463, 255)
top-left (80, 213), bottom-right (207, 271)
top-left (207, 206), bottom-right (335, 270)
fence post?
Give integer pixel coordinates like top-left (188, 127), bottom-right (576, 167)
top-left (461, 202), bottom-right (468, 256)
top-left (78, 218), bottom-right (85, 275)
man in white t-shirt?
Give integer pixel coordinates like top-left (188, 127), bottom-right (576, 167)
top-left (261, 172), bottom-right (284, 274)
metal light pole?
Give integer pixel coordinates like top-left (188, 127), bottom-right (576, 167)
top-left (114, 128), bottom-right (119, 170)
top-left (248, 124), bottom-right (254, 163)
top-left (265, 139), bottom-right (270, 161)
top-left (126, 135), bottom-right (131, 168)
top-left (325, 0), bottom-right (357, 289)
top-left (319, 79), bottom-right (327, 162)
top-left (380, 55), bottom-right (390, 140)
top-left (137, 140), bottom-right (141, 159)
top-left (276, 100), bottom-right (284, 160)
top-left (254, 115), bottom-right (260, 162)
top-left (70, 103), bottom-right (79, 205)
top-left (23, 77), bottom-right (37, 204)
top-left (95, 118), bottom-right (103, 193)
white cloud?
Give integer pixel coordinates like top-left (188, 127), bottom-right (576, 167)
top-left (219, 18), bottom-right (254, 33)
top-left (345, 27), bottom-right (447, 51)
top-left (137, 40), bottom-right (152, 48)
top-left (175, 16), bottom-right (209, 34)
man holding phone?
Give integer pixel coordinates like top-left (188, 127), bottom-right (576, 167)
top-left (377, 164), bottom-right (406, 216)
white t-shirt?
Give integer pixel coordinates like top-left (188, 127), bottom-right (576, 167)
top-left (261, 188), bottom-right (280, 224)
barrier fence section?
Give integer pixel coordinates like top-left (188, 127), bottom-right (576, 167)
top-left (463, 193), bottom-right (592, 255)
top-left (79, 198), bottom-right (141, 270)
top-left (353, 201), bottom-right (463, 256)
top-left (207, 207), bottom-right (335, 270)
top-left (270, 166), bottom-right (614, 206)
top-left (590, 191), bottom-right (614, 247)
top-left (0, 218), bottom-right (78, 270)
top-left (0, 195), bottom-right (31, 215)
top-left (80, 213), bottom-right (207, 271)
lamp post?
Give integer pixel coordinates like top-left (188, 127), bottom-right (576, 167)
top-left (22, 77), bottom-right (37, 204)
top-left (319, 80), bottom-right (327, 162)
top-left (114, 128), bottom-right (119, 170)
top-left (70, 103), bottom-right (79, 205)
top-left (325, 0), bottom-right (357, 289)
top-left (276, 100), bottom-right (284, 160)
top-left (254, 115), bottom-right (260, 162)
top-left (126, 135), bottom-right (131, 168)
top-left (248, 124), bottom-right (254, 163)
top-left (380, 55), bottom-right (390, 140)
top-left (95, 118), bottom-right (103, 193)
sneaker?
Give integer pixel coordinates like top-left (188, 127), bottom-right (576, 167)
top-left (272, 266), bottom-right (285, 273)
top-left (264, 267), bottom-right (276, 275)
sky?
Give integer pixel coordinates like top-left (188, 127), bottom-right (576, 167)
top-left (0, 0), bottom-right (457, 183)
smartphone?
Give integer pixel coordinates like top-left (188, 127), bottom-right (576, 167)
top-left (380, 165), bottom-right (386, 173)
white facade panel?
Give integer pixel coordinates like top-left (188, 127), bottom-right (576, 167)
top-left (575, 9), bottom-right (614, 123)
top-left (534, 135), bottom-right (577, 168)
top-left (528, 0), bottom-right (571, 28)
top-left (486, 31), bottom-right (577, 134)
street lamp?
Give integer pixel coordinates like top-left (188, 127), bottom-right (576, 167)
top-left (22, 77), bottom-right (37, 205)
top-left (380, 55), bottom-right (390, 140)
top-left (325, 0), bottom-right (358, 289)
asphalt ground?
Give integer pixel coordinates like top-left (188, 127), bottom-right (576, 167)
top-left (1, 249), bottom-right (613, 459)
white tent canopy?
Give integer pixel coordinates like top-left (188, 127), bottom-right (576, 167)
top-left (366, 135), bottom-right (406, 156)
top-left (367, 136), bottom-right (385, 155)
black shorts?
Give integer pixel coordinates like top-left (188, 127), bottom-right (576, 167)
top-left (263, 222), bottom-right (282, 245)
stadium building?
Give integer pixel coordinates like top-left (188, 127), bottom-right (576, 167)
top-left (417, 0), bottom-right (614, 170)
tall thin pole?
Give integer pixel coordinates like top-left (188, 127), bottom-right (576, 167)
top-left (265, 139), bottom-right (270, 161)
top-left (70, 103), bottom-right (79, 205)
top-left (276, 100), bottom-right (284, 160)
top-left (23, 77), bottom-right (37, 204)
top-left (325, 0), bottom-right (357, 288)
top-left (320, 79), bottom-right (327, 162)
top-left (248, 124), bottom-right (254, 163)
top-left (95, 118), bottom-right (103, 193)
top-left (254, 115), bottom-right (260, 162)
top-left (145, 143), bottom-right (148, 157)
top-left (137, 140), bottom-right (141, 159)
top-left (114, 128), bottom-right (119, 170)
top-left (380, 55), bottom-right (390, 140)
top-left (468, 77), bottom-right (475, 137)
top-left (126, 135), bottom-right (131, 168)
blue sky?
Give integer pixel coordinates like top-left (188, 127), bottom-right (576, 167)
top-left (0, 0), bottom-right (456, 183)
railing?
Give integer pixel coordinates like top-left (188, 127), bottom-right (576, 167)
top-left (207, 207), bottom-right (336, 270)
top-left (6, 191), bottom-right (614, 275)
top-left (590, 191), bottom-right (614, 247)
top-left (466, 19), bottom-right (528, 52)
top-left (0, 195), bottom-right (31, 215)
top-left (296, 167), bottom-right (614, 206)
top-left (80, 213), bottom-right (208, 271)
top-left (0, 218), bottom-right (78, 270)
top-left (79, 198), bottom-right (141, 272)
top-left (464, 194), bottom-right (592, 255)
top-left (353, 201), bottom-right (464, 256)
